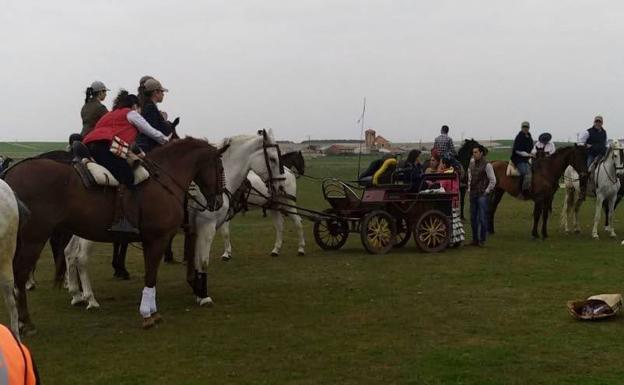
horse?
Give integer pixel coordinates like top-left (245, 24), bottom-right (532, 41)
top-left (280, 151), bottom-right (305, 176)
top-left (64, 130), bottom-right (285, 308)
top-left (560, 144), bottom-right (624, 238)
top-left (3, 137), bottom-right (226, 335)
top-left (0, 179), bottom-right (27, 338)
top-left (489, 145), bottom-right (588, 239)
top-left (219, 165), bottom-right (305, 260)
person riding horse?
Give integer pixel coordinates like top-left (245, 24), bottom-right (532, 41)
top-left (511, 121), bottom-right (535, 196)
top-left (532, 133), bottom-right (555, 159)
top-left (136, 78), bottom-right (172, 153)
top-left (82, 90), bottom-right (171, 233)
top-left (581, 115), bottom-right (607, 169)
top-left (80, 80), bottom-right (109, 136)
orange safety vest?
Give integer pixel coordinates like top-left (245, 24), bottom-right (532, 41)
top-left (0, 325), bottom-right (38, 385)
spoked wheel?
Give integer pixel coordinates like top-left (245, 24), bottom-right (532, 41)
top-left (313, 215), bottom-right (349, 250)
top-left (413, 210), bottom-right (450, 253)
top-left (394, 217), bottom-right (411, 249)
top-left (360, 210), bottom-right (397, 254)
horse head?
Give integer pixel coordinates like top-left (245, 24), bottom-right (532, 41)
top-left (458, 138), bottom-right (481, 167)
top-left (253, 128), bottom-right (285, 192)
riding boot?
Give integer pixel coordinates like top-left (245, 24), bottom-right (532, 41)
top-left (109, 185), bottom-right (140, 234)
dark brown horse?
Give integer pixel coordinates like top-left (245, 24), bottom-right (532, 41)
top-left (488, 145), bottom-right (588, 239)
top-left (4, 138), bottom-right (226, 335)
top-left (280, 151), bottom-right (305, 176)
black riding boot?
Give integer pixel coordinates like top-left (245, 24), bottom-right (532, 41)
top-left (109, 185), bottom-right (139, 234)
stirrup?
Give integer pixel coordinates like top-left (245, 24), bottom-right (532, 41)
top-left (109, 217), bottom-right (140, 234)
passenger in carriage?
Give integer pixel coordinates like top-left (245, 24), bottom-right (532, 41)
top-left (425, 150), bottom-right (441, 174)
top-left (358, 153), bottom-right (396, 186)
top-left (398, 149), bottom-right (423, 185)
top-left (82, 90), bottom-right (171, 233)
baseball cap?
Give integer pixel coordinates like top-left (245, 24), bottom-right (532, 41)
top-left (144, 79), bottom-right (168, 92)
top-left (90, 81), bottom-right (109, 92)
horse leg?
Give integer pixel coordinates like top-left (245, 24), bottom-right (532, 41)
top-left (112, 241), bottom-right (130, 280)
top-left (220, 221), bottom-right (232, 261)
top-left (560, 188), bottom-right (571, 233)
top-left (14, 240), bottom-right (46, 336)
top-left (73, 238), bottom-right (99, 309)
top-left (488, 188), bottom-right (504, 234)
top-left (164, 234), bottom-right (175, 262)
top-left (140, 237), bottom-right (168, 328)
top-left (572, 189), bottom-right (583, 234)
top-left (532, 202), bottom-right (541, 239)
top-left (270, 210), bottom-right (285, 256)
top-left (50, 228), bottom-right (73, 289)
top-left (287, 210), bottom-right (306, 256)
top-left (592, 195), bottom-right (604, 239)
top-left (0, 230), bottom-right (19, 337)
top-left (607, 195), bottom-right (617, 238)
top-left (193, 220), bottom-right (215, 306)
top-left (541, 197), bottom-right (551, 239)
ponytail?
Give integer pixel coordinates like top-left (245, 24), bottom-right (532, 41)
top-left (84, 87), bottom-right (94, 104)
top-left (113, 89), bottom-right (139, 110)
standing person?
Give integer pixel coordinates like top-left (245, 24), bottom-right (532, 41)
top-left (136, 78), bottom-right (172, 153)
top-left (580, 115), bottom-right (607, 168)
top-left (433, 125), bottom-right (457, 159)
top-left (511, 121), bottom-right (534, 196)
top-left (80, 81), bottom-right (109, 136)
top-left (0, 323), bottom-right (40, 384)
top-left (468, 145), bottom-right (496, 247)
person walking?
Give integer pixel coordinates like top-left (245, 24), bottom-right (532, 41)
top-left (468, 145), bottom-right (496, 246)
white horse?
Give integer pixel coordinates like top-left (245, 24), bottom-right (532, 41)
top-left (0, 179), bottom-right (23, 337)
top-left (64, 130), bottom-right (285, 308)
top-left (561, 144), bottom-right (624, 238)
top-left (219, 167), bottom-right (305, 260)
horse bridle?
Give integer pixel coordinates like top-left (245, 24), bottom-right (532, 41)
top-left (259, 129), bottom-right (286, 196)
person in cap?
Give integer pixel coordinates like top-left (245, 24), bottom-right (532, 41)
top-left (510, 121), bottom-right (534, 195)
top-left (532, 132), bottom-right (555, 158)
top-left (580, 115), bottom-right (607, 168)
top-left (0, 323), bottom-right (40, 384)
top-left (433, 125), bottom-right (457, 159)
top-left (80, 80), bottom-right (109, 136)
top-left (135, 78), bottom-right (172, 153)
top-left (83, 90), bottom-right (171, 233)
top-left (137, 75), bottom-right (154, 108)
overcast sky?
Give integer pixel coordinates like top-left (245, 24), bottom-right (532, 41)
top-left (1, 0), bottom-right (623, 143)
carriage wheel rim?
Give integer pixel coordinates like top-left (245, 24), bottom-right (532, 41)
top-left (367, 216), bottom-right (392, 249)
top-left (318, 220), bottom-right (345, 247)
top-left (418, 216), bottom-right (447, 248)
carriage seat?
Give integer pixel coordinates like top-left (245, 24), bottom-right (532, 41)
top-left (71, 141), bottom-right (150, 187)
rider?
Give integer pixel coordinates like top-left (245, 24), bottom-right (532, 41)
top-left (83, 90), bottom-right (171, 233)
top-left (580, 115), bottom-right (607, 169)
top-left (80, 81), bottom-right (109, 136)
top-left (136, 78), bottom-right (172, 153)
top-left (433, 125), bottom-right (457, 159)
top-left (532, 133), bottom-right (555, 158)
top-left (511, 121), bottom-right (534, 195)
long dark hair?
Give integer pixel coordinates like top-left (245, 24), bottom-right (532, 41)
top-left (137, 76), bottom-right (153, 107)
top-left (112, 90), bottom-right (139, 110)
top-left (84, 87), bottom-right (95, 104)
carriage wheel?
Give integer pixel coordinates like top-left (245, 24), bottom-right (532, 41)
top-left (313, 216), bottom-right (349, 250)
top-left (393, 217), bottom-right (411, 249)
top-left (360, 210), bottom-right (396, 254)
top-left (413, 210), bottom-right (450, 253)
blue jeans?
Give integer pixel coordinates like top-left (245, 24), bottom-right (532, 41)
top-left (470, 195), bottom-right (489, 243)
top-left (516, 162), bottom-right (531, 191)
top-left (587, 153), bottom-right (596, 168)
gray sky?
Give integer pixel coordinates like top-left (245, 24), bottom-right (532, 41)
top-left (1, 0), bottom-right (623, 142)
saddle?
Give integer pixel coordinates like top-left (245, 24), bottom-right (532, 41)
top-left (506, 162), bottom-right (520, 177)
top-left (71, 141), bottom-right (150, 188)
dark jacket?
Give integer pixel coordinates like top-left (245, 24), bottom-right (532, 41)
top-left (586, 127), bottom-right (607, 157)
top-left (511, 131), bottom-right (534, 165)
top-left (136, 101), bottom-right (171, 153)
top-left (80, 99), bottom-right (108, 136)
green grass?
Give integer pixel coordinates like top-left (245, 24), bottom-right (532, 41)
top-left (2, 148), bottom-right (624, 384)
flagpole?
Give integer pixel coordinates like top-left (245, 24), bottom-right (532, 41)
top-left (356, 97), bottom-right (366, 179)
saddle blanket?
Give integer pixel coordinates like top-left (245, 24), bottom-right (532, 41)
top-left (76, 159), bottom-right (150, 187)
top-left (506, 162), bottom-right (520, 177)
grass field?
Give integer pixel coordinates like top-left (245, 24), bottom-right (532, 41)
top-left (2, 144), bottom-right (624, 385)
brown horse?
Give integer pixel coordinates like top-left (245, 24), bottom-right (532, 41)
top-left (488, 145), bottom-right (588, 239)
top-left (3, 138), bottom-right (226, 335)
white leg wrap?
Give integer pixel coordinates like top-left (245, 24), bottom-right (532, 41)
top-left (140, 286), bottom-right (155, 318)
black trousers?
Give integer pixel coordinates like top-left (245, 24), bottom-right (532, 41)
top-left (88, 141), bottom-right (134, 188)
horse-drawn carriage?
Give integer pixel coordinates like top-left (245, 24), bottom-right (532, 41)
top-left (312, 173), bottom-right (460, 254)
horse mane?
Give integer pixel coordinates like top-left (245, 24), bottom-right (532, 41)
top-left (149, 137), bottom-right (218, 160)
top-left (218, 134), bottom-right (263, 150)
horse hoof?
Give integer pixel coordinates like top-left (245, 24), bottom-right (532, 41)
top-left (71, 295), bottom-right (86, 306)
top-left (113, 270), bottom-right (130, 280)
top-left (592, 235), bottom-right (599, 240)
top-left (270, 252), bottom-right (279, 257)
top-left (19, 323), bottom-right (37, 337)
top-left (221, 255), bottom-right (231, 262)
top-left (151, 312), bottom-right (163, 323)
top-left (86, 300), bottom-right (100, 310)
top-left (142, 317), bottom-right (155, 329)
top-left (196, 296), bottom-right (213, 307)
top-left (297, 251), bottom-right (305, 256)
top-left (574, 230), bottom-right (581, 234)
top-left (25, 283), bottom-right (36, 291)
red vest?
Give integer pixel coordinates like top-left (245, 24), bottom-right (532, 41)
top-left (83, 108), bottom-right (138, 145)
